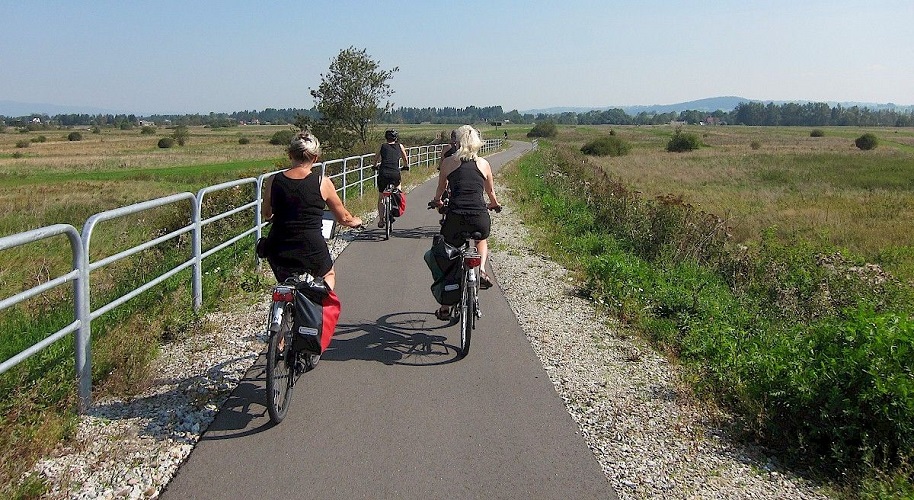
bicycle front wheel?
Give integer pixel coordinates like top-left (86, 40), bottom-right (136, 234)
top-left (265, 307), bottom-right (294, 423)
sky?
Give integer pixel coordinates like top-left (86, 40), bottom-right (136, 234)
top-left (2, 0), bottom-right (913, 115)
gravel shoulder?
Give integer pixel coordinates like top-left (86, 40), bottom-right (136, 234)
top-left (25, 183), bottom-right (830, 499)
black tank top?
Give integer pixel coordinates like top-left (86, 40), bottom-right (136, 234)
top-left (269, 170), bottom-right (324, 236)
top-left (446, 160), bottom-right (486, 214)
top-left (378, 143), bottom-right (402, 175)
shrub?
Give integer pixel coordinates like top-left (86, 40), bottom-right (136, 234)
top-left (157, 137), bottom-right (175, 149)
top-left (140, 126), bottom-right (156, 135)
top-left (527, 121), bottom-right (557, 138)
top-left (666, 130), bottom-right (701, 152)
top-left (855, 133), bottom-right (878, 150)
top-left (31, 135), bottom-right (47, 143)
top-left (269, 129), bottom-right (295, 145)
top-left (171, 125), bottom-right (189, 146)
top-left (15, 140), bottom-right (30, 148)
top-left (581, 136), bottom-right (631, 157)
top-left (238, 137), bottom-right (250, 145)
top-left (750, 140), bottom-right (761, 150)
top-left (67, 131), bottom-right (82, 141)
top-left (810, 129), bottom-right (825, 137)
top-left (91, 126), bottom-right (101, 134)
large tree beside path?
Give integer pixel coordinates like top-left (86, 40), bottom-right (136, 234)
top-left (309, 46), bottom-right (398, 150)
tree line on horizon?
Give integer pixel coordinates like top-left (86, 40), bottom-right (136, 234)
top-left (4, 100), bottom-right (913, 132)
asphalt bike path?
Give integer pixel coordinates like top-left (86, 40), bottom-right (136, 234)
top-left (163, 141), bottom-right (616, 499)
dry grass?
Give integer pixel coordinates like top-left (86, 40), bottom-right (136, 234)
top-left (561, 124), bottom-right (914, 280)
top-left (0, 125), bottom-right (286, 174)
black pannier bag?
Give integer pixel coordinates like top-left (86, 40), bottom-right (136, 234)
top-left (424, 235), bottom-right (462, 305)
top-left (288, 276), bottom-right (341, 354)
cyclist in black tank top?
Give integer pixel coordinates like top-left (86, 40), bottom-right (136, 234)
top-left (431, 125), bottom-right (501, 318)
top-left (437, 129), bottom-right (458, 171)
top-left (262, 130), bottom-right (362, 289)
top-left (372, 129), bottom-right (409, 227)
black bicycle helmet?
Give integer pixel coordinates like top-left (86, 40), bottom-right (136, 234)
top-left (385, 129), bottom-right (399, 142)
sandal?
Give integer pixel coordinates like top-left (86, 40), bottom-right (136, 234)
top-left (434, 307), bottom-right (451, 321)
top-left (479, 272), bottom-right (493, 290)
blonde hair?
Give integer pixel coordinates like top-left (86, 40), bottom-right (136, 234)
top-left (288, 129), bottom-right (321, 162)
top-left (456, 125), bottom-right (482, 161)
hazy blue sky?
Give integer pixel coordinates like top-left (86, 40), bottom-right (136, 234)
top-left (2, 0), bottom-right (912, 114)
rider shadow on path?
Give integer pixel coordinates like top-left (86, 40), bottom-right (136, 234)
top-left (198, 311), bottom-right (461, 441)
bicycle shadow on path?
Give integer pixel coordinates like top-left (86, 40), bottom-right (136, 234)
top-left (325, 311), bottom-right (461, 366)
top-left (353, 224), bottom-right (440, 242)
top-left (193, 357), bottom-right (278, 440)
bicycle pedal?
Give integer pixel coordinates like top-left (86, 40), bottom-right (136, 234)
top-left (294, 354), bottom-right (307, 375)
top-left (475, 308), bottom-right (482, 318)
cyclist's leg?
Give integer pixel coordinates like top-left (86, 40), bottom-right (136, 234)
top-left (376, 177), bottom-right (387, 227)
top-left (469, 212), bottom-right (493, 287)
top-left (322, 266), bottom-right (337, 290)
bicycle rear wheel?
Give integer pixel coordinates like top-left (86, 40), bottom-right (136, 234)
top-left (384, 196), bottom-right (392, 240)
top-left (266, 306), bottom-right (294, 423)
top-left (458, 271), bottom-right (474, 358)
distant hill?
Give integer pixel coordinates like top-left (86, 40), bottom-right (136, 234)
top-left (522, 96), bottom-right (913, 116)
top-left (522, 96), bottom-right (751, 115)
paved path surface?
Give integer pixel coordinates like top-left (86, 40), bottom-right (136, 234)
top-left (162, 142), bottom-right (617, 499)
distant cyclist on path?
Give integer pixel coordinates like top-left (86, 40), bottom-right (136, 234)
top-left (373, 129), bottom-right (409, 227)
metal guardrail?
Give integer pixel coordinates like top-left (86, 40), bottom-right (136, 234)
top-left (0, 139), bottom-right (503, 412)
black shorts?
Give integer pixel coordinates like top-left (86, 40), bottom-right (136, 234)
top-left (441, 211), bottom-right (491, 246)
top-left (266, 231), bottom-right (333, 283)
top-left (376, 172), bottom-right (401, 192)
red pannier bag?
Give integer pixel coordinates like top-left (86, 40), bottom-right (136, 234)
top-left (290, 277), bottom-right (341, 354)
top-left (391, 188), bottom-right (406, 217)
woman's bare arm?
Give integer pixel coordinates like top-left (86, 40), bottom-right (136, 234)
top-left (479, 158), bottom-right (499, 207)
top-left (262, 175), bottom-right (274, 220)
top-left (321, 177), bottom-right (362, 227)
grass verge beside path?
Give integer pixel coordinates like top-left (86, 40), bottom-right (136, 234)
top-left (500, 142), bottom-right (914, 499)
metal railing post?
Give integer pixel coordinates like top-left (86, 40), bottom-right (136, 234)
top-left (75, 228), bottom-right (91, 411)
top-left (192, 194), bottom-right (203, 311)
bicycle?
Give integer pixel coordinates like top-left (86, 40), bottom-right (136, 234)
top-left (264, 274), bottom-right (322, 423)
top-left (374, 164), bottom-right (408, 240)
top-left (380, 183), bottom-right (395, 240)
top-left (427, 202), bottom-right (501, 358)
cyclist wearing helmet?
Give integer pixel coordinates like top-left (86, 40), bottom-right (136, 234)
top-left (373, 129), bottom-right (409, 227)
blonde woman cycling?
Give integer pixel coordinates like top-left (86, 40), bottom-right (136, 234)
top-left (431, 125), bottom-right (501, 318)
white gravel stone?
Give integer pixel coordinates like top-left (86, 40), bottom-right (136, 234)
top-left (23, 183), bottom-right (830, 499)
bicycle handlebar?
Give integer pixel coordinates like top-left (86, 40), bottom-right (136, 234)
top-left (426, 201), bottom-right (503, 213)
